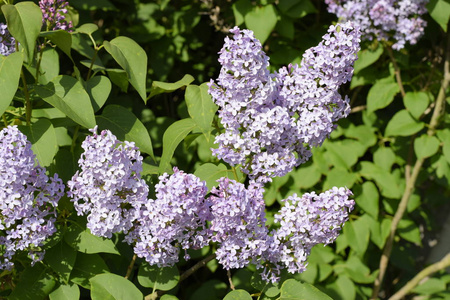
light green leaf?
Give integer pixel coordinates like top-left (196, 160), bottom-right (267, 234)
top-left (30, 47), bottom-right (60, 85)
top-left (2, 2), bottom-right (42, 62)
top-left (148, 74), bottom-right (195, 100)
top-left (8, 264), bottom-right (56, 300)
top-left (64, 226), bottom-right (120, 255)
top-left (323, 167), bottom-right (358, 190)
top-left (232, 0), bottom-right (252, 26)
top-left (96, 104), bottom-right (154, 159)
top-left (385, 110), bottom-right (424, 137)
top-left (19, 119), bottom-right (58, 167)
top-left (373, 147), bottom-right (396, 171)
top-left (326, 276), bottom-right (356, 300)
top-left (159, 118), bottom-right (197, 173)
top-left (427, 0), bottom-right (450, 31)
top-left (224, 290), bottom-right (253, 300)
top-left (355, 181), bottom-right (379, 219)
top-left (279, 279), bottom-right (332, 300)
top-left (403, 91), bottom-right (431, 120)
top-left (245, 4), bottom-right (277, 44)
top-left (398, 219), bottom-right (422, 245)
top-left (414, 134), bottom-right (440, 159)
top-left (344, 218), bottom-right (370, 256)
top-left (49, 284), bottom-right (80, 300)
top-left (70, 253), bottom-right (109, 289)
top-left (90, 273), bottom-right (143, 300)
top-left (45, 241), bottom-right (77, 284)
top-left (194, 163), bottom-right (236, 190)
top-left (0, 52), bottom-right (23, 116)
top-left (103, 37), bottom-right (147, 101)
top-left (185, 83), bottom-right (218, 137)
top-left (40, 30), bottom-right (72, 59)
top-left (35, 75), bottom-right (96, 129)
top-left (137, 264), bottom-right (179, 291)
top-left (76, 23), bottom-right (99, 35)
top-left (354, 44), bottom-right (384, 73)
top-left (359, 161), bottom-right (402, 198)
top-left (292, 163), bottom-right (321, 189)
top-left (413, 278), bottom-right (447, 295)
top-left (86, 76), bottom-right (112, 112)
top-left (367, 78), bottom-right (400, 114)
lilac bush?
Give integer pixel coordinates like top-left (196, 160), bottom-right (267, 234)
top-left (0, 126), bottom-right (64, 270)
top-left (68, 127), bottom-right (149, 238)
top-left (325, 0), bottom-right (428, 49)
top-left (0, 23), bottom-right (15, 56)
top-left (208, 23), bottom-right (360, 183)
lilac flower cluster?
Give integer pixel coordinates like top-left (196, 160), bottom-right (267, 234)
top-left (261, 187), bottom-right (354, 282)
top-left (325, 0), bottom-right (428, 50)
top-left (209, 178), bottom-right (269, 270)
top-left (209, 23), bottom-right (360, 183)
top-left (0, 126), bottom-right (64, 270)
top-left (0, 23), bottom-right (16, 56)
top-left (68, 127), bottom-right (148, 238)
top-left (125, 168), bottom-right (210, 267)
top-left (39, 0), bottom-right (73, 31)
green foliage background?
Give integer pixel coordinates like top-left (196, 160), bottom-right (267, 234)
top-left (1, 0), bottom-right (450, 299)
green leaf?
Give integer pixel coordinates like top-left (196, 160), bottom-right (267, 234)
top-left (232, 0), bottom-right (252, 26)
top-left (64, 225), bottom-right (120, 255)
top-left (373, 147), bottom-right (396, 171)
top-left (40, 30), bottom-right (73, 58)
top-left (76, 23), bottom-right (99, 35)
top-left (8, 264), bottom-right (56, 300)
top-left (29, 47), bottom-right (60, 85)
top-left (148, 74), bottom-right (195, 100)
top-left (194, 163), bottom-right (234, 190)
top-left (35, 75), bottom-right (96, 129)
top-left (107, 69), bottom-right (128, 92)
top-left (326, 276), bottom-right (355, 300)
top-left (19, 119), bottom-right (58, 167)
top-left (353, 44), bottom-right (384, 74)
top-left (427, 0), bottom-right (450, 31)
top-left (385, 109), bottom-right (425, 137)
top-left (355, 181), bottom-right (379, 219)
top-left (292, 163), bottom-right (321, 189)
top-left (159, 118), bottom-right (197, 173)
top-left (344, 218), bottom-right (370, 256)
top-left (279, 279), bottom-right (332, 300)
top-left (245, 4), bottom-right (277, 44)
top-left (0, 52), bottom-right (23, 116)
top-left (398, 219), bottom-right (422, 245)
top-left (413, 278), bottom-right (447, 295)
top-left (70, 253), bottom-right (110, 289)
top-left (96, 104), bottom-right (154, 159)
top-left (359, 161), bottom-right (402, 198)
top-left (103, 36), bottom-right (147, 101)
top-left (70, 0), bottom-right (116, 11)
top-left (414, 134), bottom-right (440, 159)
top-left (223, 290), bottom-right (253, 300)
top-left (49, 284), bottom-right (80, 300)
top-left (342, 254), bottom-right (375, 284)
top-left (345, 124), bottom-right (377, 149)
top-left (277, 0), bottom-right (317, 19)
top-left (438, 129), bottom-right (450, 164)
top-left (323, 167), bottom-right (358, 190)
top-left (185, 83), bottom-right (218, 137)
top-left (86, 76), bottom-right (112, 112)
top-left (403, 91), bottom-right (431, 120)
top-left (2, 2), bottom-right (42, 62)
top-left (90, 273), bottom-right (143, 300)
top-left (137, 264), bottom-right (180, 291)
top-left (45, 241), bottom-right (77, 284)
top-left (367, 78), bottom-right (400, 114)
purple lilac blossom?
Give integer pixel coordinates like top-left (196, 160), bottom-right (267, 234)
top-left (0, 126), bottom-right (64, 270)
top-left (39, 0), bottom-right (73, 31)
top-left (67, 127), bottom-right (148, 239)
top-left (209, 23), bottom-right (360, 183)
top-left (260, 187), bottom-right (354, 283)
top-left (126, 168), bottom-right (211, 267)
top-left (325, 0), bottom-right (427, 50)
top-left (0, 23), bottom-right (16, 56)
top-left (208, 178), bottom-right (270, 270)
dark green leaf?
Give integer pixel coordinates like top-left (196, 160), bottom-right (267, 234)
top-left (49, 284), bottom-right (80, 300)
top-left (2, 2), bottom-right (42, 62)
top-left (137, 264), bottom-right (179, 291)
top-left (385, 110), bottom-right (424, 137)
top-left (70, 253), bottom-right (110, 289)
top-left (86, 76), bottom-right (112, 112)
top-left (223, 290), bottom-right (253, 300)
top-left (277, 0), bottom-right (317, 19)
top-left (96, 104), bottom-right (154, 159)
top-left (232, 0), bottom-right (252, 26)
top-left (40, 30), bottom-right (73, 58)
top-left (245, 4), bottom-right (277, 44)
top-left (148, 74), bottom-right (195, 100)
top-left (35, 75), bottom-right (96, 129)
top-left (8, 264), bottom-right (56, 300)
top-left (103, 37), bottom-right (147, 101)
top-left (90, 273), bottom-right (143, 300)
top-left (0, 52), bottom-right (23, 116)
top-left (45, 241), bottom-right (77, 284)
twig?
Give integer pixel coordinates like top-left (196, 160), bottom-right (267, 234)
top-left (350, 105), bottom-right (366, 113)
top-left (125, 254), bottom-right (137, 279)
top-left (227, 269), bottom-right (235, 290)
top-left (389, 252), bottom-right (450, 300)
top-left (386, 45), bottom-right (406, 98)
top-left (371, 27), bottom-right (450, 300)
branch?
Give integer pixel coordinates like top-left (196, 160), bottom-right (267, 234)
top-left (386, 45), bottom-right (406, 98)
top-left (389, 252), bottom-right (450, 300)
top-left (371, 29), bottom-right (450, 300)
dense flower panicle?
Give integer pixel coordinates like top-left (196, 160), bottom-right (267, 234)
top-left (209, 24), bottom-right (360, 183)
top-left (68, 127), bottom-right (148, 238)
top-left (208, 178), bottom-right (270, 270)
top-left (260, 187), bottom-right (354, 281)
top-left (0, 126), bottom-right (64, 270)
top-left (126, 168), bottom-right (210, 267)
top-left (0, 23), bottom-right (16, 56)
top-left (325, 0), bottom-right (427, 50)
top-left (39, 0), bottom-right (73, 31)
